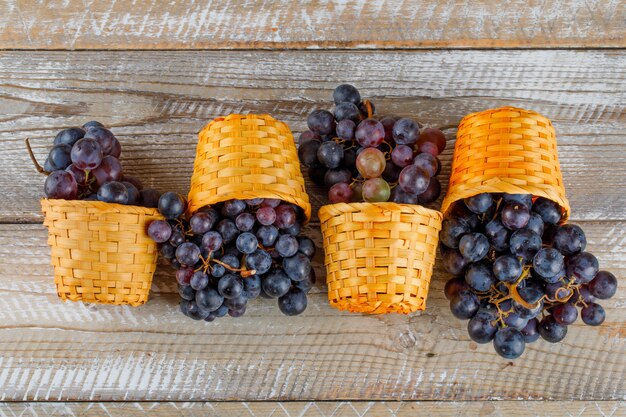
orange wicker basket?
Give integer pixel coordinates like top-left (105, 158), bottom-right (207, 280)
top-left (441, 106), bottom-right (570, 219)
top-left (319, 202), bottom-right (443, 314)
top-left (41, 199), bottom-right (163, 306)
top-left (187, 114), bottom-right (311, 220)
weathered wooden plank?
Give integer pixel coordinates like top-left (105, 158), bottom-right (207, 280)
top-left (0, 221), bottom-right (623, 401)
top-left (1, 50), bottom-right (625, 222)
top-left (0, 401), bottom-right (624, 417)
top-left (1, 0), bottom-right (625, 50)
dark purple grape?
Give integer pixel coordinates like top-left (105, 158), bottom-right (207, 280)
top-left (278, 287), bottom-right (308, 316)
top-left (493, 254), bottom-right (523, 283)
top-left (468, 309), bottom-right (498, 343)
top-left (178, 284), bottom-right (195, 301)
top-left (44, 157), bottom-right (55, 173)
top-left (297, 236), bottom-right (316, 259)
top-left (391, 145), bottom-right (414, 167)
top-left (217, 274), bottom-right (243, 299)
top-left (44, 170), bottom-right (78, 199)
top-left (324, 169), bottom-right (352, 187)
top-left (246, 250), bottom-right (272, 275)
top-left (566, 251), bottom-right (599, 284)
top-left (233, 212), bottom-right (254, 232)
top-left (355, 119), bottom-right (385, 148)
top-left (236, 232), bottom-right (258, 255)
top-left (92, 155), bottom-right (123, 186)
top-left (54, 127), bottom-right (85, 147)
top-left (380, 117), bottom-right (396, 142)
top-left (545, 281), bottom-right (572, 301)
top-left (109, 138), bottom-right (121, 158)
top-left (464, 193), bottom-right (493, 214)
top-left (262, 198), bottom-right (281, 208)
top-left (148, 220), bottom-right (172, 243)
top-left (417, 128), bottom-right (446, 154)
top-left (581, 303), bottom-right (605, 326)
top-left (221, 199), bottom-right (246, 218)
top-left (158, 192), bottom-right (186, 219)
top-left (243, 275), bottom-right (262, 299)
top-left (160, 243), bottom-right (175, 260)
top-left (216, 219), bottom-right (238, 244)
top-left (71, 138), bottom-right (103, 170)
top-left (262, 270), bottom-right (291, 298)
top-left (307, 109), bottom-right (336, 135)
top-left (441, 247), bottom-right (469, 276)
top-left (169, 227), bottom-right (185, 248)
top-left (97, 181), bottom-right (128, 204)
top-left (47, 144), bottom-right (73, 170)
top-left (502, 193), bottom-right (532, 209)
top-left (190, 212), bottom-right (215, 234)
top-left (224, 294), bottom-right (247, 310)
top-left (458, 233), bottom-right (489, 262)
top-left (381, 162), bottom-right (402, 183)
top-left (538, 315), bottom-right (568, 342)
top-left (176, 267), bottom-right (194, 286)
top-left (588, 271), bottom-right (617, 299)
top-left (201, 231), bottom-right (223, 252)
top-left (552, 302), bottom-right (578, 325)
top-left (526, 212), bottom-right (544, 237)
top-left (533, 197), bottom-right (562, 225)
top-left (283, 221), bottom-right (301, 237)
top-left (391, 186), bottom-right (418, 204)
top-left (255, 206), bottom-right (276, 226)
top-left (190, 271), bottom-right (209, 291)
top-left (449, 290), bottom-right (480, 319)
top-left (256, 225), bottom-right (279, 247)
top-left (440, 216), bottom-right (471, 249)
top-left (450, 203), bottom-right (480, 231)
top-left (485, 217), bottom-right (510, 252)
top-left (520, 318), bottom-right (540, 343)
top-left (501, 202), bottom-right (530, 230)
top-left (412, 153), bottom-right (439, 177)
top-left (296, 268), bottom-right (316, 293)
top-left (298, 140), bottom-right (321, 168)
top-left (533, 248), bottom-right (564, 279)
top-left (503, 311), bottom-right (528, 330)
top-left (275, 234), bottom-right (298, 257)
top-left (176, 242), bottom-right (201, 267)
top-left (82, 121), bottom-right (104, 130)
top-left (493, 327), bottom-right (525, 359)
top-left (186, 300), bottom-right (211, 320)
top-left (444, 276), bottom-right (469, 300)
top-left (333, 84), bottom-right (361, 105)
top-left (298, 131), bottom-right (321, 145)
top-left (274, 205), bottom-right (296, 229)
top-left (284, 253), bottom-right (311, 282)
top-left (465, 261), bottom-right (495, 291)
top-left (139, 188), bottom-right (161, 208)
top-left (221, 254), bottom-right (240, 270)
top-left (509, 229), bottom-right (542, 262)
top-left (316, 141), bottom-right (344, 169)
top-left (334, 102), bottom-right (360, 122)
top-left (392, 118), bottom-right (419, 145)
top-left (336, 120), bottom-right (356, 140)
top-left (308, 165), bottom-right (327, 186)
top-left (121, 181), bottom-right (140, 205)
top-left (553, 224), bottom-right (587, 256)
top-left (398, 165), bottom-right (430, 195)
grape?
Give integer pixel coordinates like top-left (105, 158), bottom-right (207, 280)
top-left (222, 199), bottom-right (246, 218)
top-left (82, 120), bottom-right (104, 130)
top-left (211, 263), bottom-right (226, 278)
top-left (307, 109), bottom-right (336, 135)
top-left (450, 203), bottom-right (480, 231)
top-left (169, 227), bottom-right (185, 247)
top-left (356, 147), bottom-right (386, 178)
top-left (47, 144), bottom-right (73, 170)
top-left (468, 309), bottom-right (498, 343)
top-left (139, 188), bottom-right (160, 208)
top-left (97, 181), bottom-right (128, 204)
top-left (109, 138), bottom-right (121, 158)
top-left (355, 119), bottom-right (385, 148)
top-left (444, 276), bottom-right (469, 300)
top-left (324, 169), bottom-right (352, 186)
top-left (158, 192), bottom-right (186, 219)
top-left (417, 128), bottom-right (446, 154)
top-left (509, 229), bottom-right (542, 262)
top-left (336, 120), bottom-right (356, 140)
top-left (284, 253), bottom-right (311, 282)
top-left (391, 145), bottom-right (413, 167)
top-left (148, 220), bottom-right (172, 243)
top-left (533, 248), bottom-right (564, 279)
top-left (296, 268), bottom-right (316, 293)
top-left (188, 212), bottom-right (214, 234)
top-left (243, 275), bottom-right (262, 299)
top-left (160, 243), bottom-right (175, 261)
top-left (398, 165), bottom-right (430, 195)
top-left (440, 216), bottom-right (471, 249)
top-left (532, 197), bottom-right (562, 225)
top-left (262, 198), bottom-right (281, 208)
top-left (493, 255), bottom-right (523, 283)
top-left (71, 138), bottom-right (103, 170)
top-left (190, 271), bottom-right (209, 291)
top-left (334, 102), bottom-right (360, 122)
top-left (256, 225), bottom-right (279, 247)
top-left (362, 178), bottom-right (391, 202)
top-left (391, 186), bottom-right (418, 204)
top-left (381, 162), bottom-right (402, 183)
top-left (329, 182), bottom-right (353, 203)
top-left (464, 193), bottom-right (493, 214)
top-left (449, 290), bottom-right (480, 319)
top-left (121, 181), bottom-right (140, 205)
top-left (217, 274), bottom-right (243, 299)
top-left (176, 242), bottom-right (201, 266)
top-left (392, 118), bottom-right (419, 145)
top-left (262, 270), bottom-right (292, 298)
top-left (92, 155), bottom-right (123, 186)
top-left (307, 165), bottom-right (327, 186)
top-left (275, 235), bottom-right (298, 258)
top-left (501, 193), bottom-right (532, 209)
top-left (412, 153), bottom-right (439, 177)
top-left (44, 157), bottom-right (55, 173)
top-left (245, 198), bottom-right (264, 206)
top-left (458, 233), bottom-right (489, 262)
top-left (526, 212), bottom-right (544, 237)
top-left (493, 328), bottom-right (525, 359)
top-left (545, 281), bottom-right (573, 301)
top-left (54, 127), bottom-right (85, 147)
top-left (246, 250), bottom-right (272, 275)
top-left (581, 303), bottom-right (605, 326)
top-left (44, 170), bottom-right (78, 199)
top-left (517, 284), bottom-right (544, 305)
top-left (380, 117), bottom-right (396, 142)
top-left (484, 217), bottom-right (510, 252)
top-left (221, 254), bottom-right (240, 270)
top-left (465, 262), bottom-right (495, 291)
top-left (254, 206), bottom-right (275, 226)
top-left (176, 267), bottom-right (194, 286)
top-left (416, 141), bottom-right (439, 156)
top-left (84, 127), bottom-right (116, 155)
top-left (441, 247), bottom-right (469, 276)
top-left (298, 131), bottom-right (321, 145)
top-left (317, 141), bottom-right (344, 169)
top-left (501, 202), bottom-right (530, 230)
top-left (553, 224), bottom-right (587, 255)
top-left (503, 311), bottom-right (528, 330)
top-left (566, 252), bottom-right (599, 284)
top-left (178, 284), bottom-right (195, 301)
top-left (278, 287), bottom-right (308, 316)
top-left (552, 303), bottom-right (578, 325)
top-left (236, 232), bottom-right (258, 254)
top-left (186, 300), bottom-right (211, 320)
top-left (298, 140), bottom-right (321, 167)
top-left (198, 231), bottom-right (221, 253)
top-left (233, 212), bottom-right (254, 232)
top-left (224, 294), bottom-right (247, 310)
top-left (275, 205), bottom-right (297, 229)
top-left (588, 271), bottom-right (617, 299)
top-left (538, 315), bottom-right (568, 342)
top-left (333, 84), bottom-right (361, 105)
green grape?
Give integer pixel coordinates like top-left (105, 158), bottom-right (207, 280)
top-left (362, 178), bottom-right (391, 202)
top-left (356, 147), bottom-right (386, 179)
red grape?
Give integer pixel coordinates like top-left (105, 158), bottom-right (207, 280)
top-left (328, 182), bottom-right (352, 203)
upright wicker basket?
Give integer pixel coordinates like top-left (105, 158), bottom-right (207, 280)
top-left (441, 106), bottom-right (570, 219)
top-left (41, 199), bottom-right (163, 306)
top-left (187, 113), bottom-right (311, 219)
top-left (319, 202), bottom-right (443, 314)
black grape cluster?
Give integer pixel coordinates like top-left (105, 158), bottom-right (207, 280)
top-left (35, 122), bottom-right (161, 207)
top-left (298, 84), bottom-right (446, 207)
top-left (147, 194), bottom-right (316, 321)
top-left (441, 193), bottom-right (618, 359)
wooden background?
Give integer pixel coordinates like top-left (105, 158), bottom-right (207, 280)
top-left (0, 1), bottom-right (624, 416)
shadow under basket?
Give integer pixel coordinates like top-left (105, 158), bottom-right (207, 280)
top-left (41, 199), bottom-right (163, 306)
top-left (187, 114), bottom-right (311, 221)
top-left (319, 202), bottom-right (443, 314)
top-left (441, 106), bottom-right (570, 219)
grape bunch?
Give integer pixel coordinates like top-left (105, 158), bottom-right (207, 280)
top-left (441, 193), bottom-right (618, 359)
top-left (298, 84), bottom-right (446, 207)
top-left (147, 194), bottom-right (316, 321)
top-left (29, 122), bottom-right (161, 207)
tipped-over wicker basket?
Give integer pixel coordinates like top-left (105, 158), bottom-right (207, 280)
top-left (187, 114), bottom-right (311, 220)
top-left (319, 202), bottom-right (443, 314)
top-left (41, 199), bottom-right (163, 306)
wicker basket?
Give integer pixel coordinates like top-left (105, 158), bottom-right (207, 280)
top-left (187, 114), bottom-right (311, 220)
top-left (441, 106), bottom-right (570, 219)
top-left (319, 202), bottom-right (443, 314)
top-left (41, 199), bottom-right (163, 306)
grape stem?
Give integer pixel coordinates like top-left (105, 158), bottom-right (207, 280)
top-left (198, 254), bottom-right (257, 278)
top-left (24, 138), bottom-right (47, 175)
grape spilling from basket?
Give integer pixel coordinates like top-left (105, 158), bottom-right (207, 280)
top-left (26, 122), bottom-right (161, 207)
top-left (298, 84), bottom-right (445, 207)
top-left (147, 194), bottom-right (316, 321)
top-left (441, 193), bottom-right (617, 359)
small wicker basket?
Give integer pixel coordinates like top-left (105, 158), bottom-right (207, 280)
top-left (187, 114), bottom-right (311, 220)
top-left (441, 106), bottom-right (570, 219)
top-left (319, 202), bottom-right (443, 314)
top-left (41, 199), bottom-right (163, 306)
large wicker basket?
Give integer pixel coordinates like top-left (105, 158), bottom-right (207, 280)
top-left (441, 106), bottom-right (570, 219)
top-left (187, 114), bottom-right (311, 220)
top-left (41, 199), bottom-right (163, 306)
top-left (319, 202), bottom-right (443, 314)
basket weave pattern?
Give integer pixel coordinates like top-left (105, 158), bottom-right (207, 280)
top-left (319, 202), bottom-right (443, 314)
top-left (187, 114), bottom-right (311, 221)
top-left (41, 199), bottom-right (163, 306)
top-left (441, 106), bottom-right (570, 219)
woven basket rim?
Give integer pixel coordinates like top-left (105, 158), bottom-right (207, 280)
top-left (40, 198), bottom-right (161, 216)
top-left (318, 201), bottom-right (443, 222)
top-left (199, 113), bottom-right (286, 135)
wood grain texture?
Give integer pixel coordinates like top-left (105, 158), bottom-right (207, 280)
top-left (0, 220), bottom-right (623, 401)
top-left (1, 0), bottom-right (625, 50)
top-left (0, 401), bottom-right (624, 416)
top-left (1, 50), bottom-right (625, 222)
